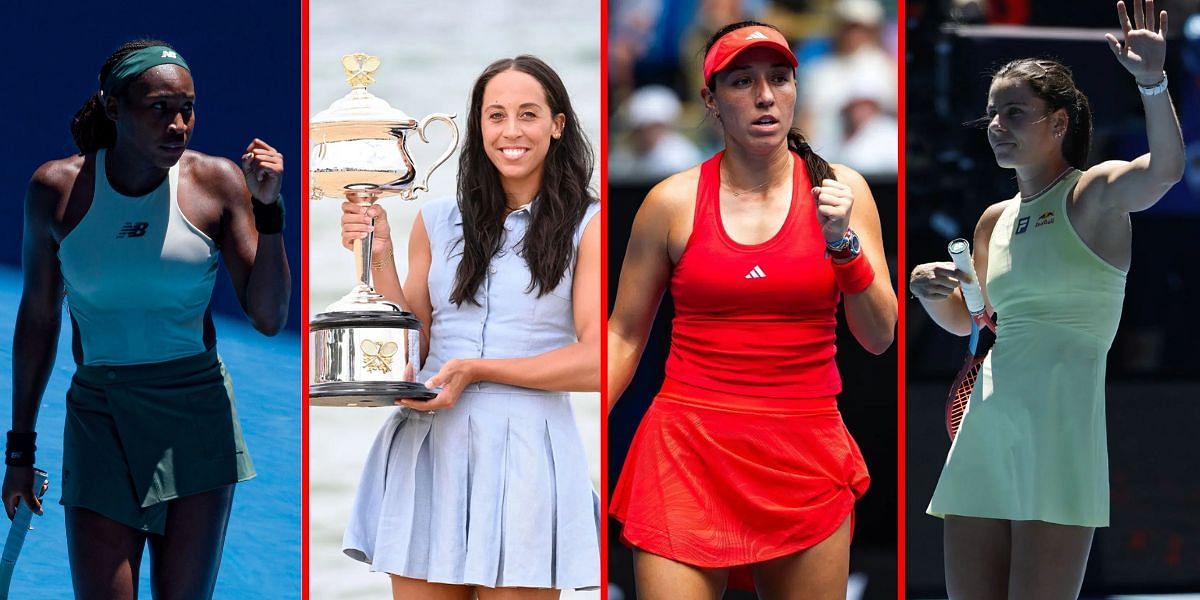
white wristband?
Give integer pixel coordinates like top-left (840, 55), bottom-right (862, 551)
top-left (1138, 73), bottom-right (1168, 96)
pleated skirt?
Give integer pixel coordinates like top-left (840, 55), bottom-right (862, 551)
top-left (610, 378), bottom-right (869, 587)
top-left (343, 388), bottom-right (600, 590)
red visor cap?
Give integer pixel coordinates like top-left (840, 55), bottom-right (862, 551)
top-left (702, 26), bottom-right (798, 83)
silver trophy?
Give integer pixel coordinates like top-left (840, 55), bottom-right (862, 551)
top-left (309, 53), bottom-right (459, 406)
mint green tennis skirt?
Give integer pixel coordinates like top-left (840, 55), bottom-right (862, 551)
top-left (60, 348), bottom-right (255, 534)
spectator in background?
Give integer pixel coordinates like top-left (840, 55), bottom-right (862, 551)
top-left (825, 74), bottom-right (898, 177)
top-left (798, 0), bottom-right (897, 156)
top-left (610, 85), bottom-right (705, 183)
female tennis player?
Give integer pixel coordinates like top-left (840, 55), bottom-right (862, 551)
top-left (608, 20), bottom-right (896, 598)
top-left (339, 55), bottom-right (600, 598)
top-left (909, 1), bottom-right (1183, 596)
top-left (3, 39), bottom-right (290, 598)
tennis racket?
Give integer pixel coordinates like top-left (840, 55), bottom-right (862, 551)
top-left (0, 468), bottom-right (49, 600)
top-left (945, 239), bottom-right (996, 440)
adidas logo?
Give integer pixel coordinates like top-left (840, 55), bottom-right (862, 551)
top-left (745, 265), bottom-right (767, 279)
top-left (745, 31), bottom-right (769, 41)
top-left (162, 50), bottom-right (178, 59)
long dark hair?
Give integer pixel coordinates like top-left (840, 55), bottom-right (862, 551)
top-left (71, 39), bottom-right (176, 154)
top-left (703, 20), bottom-right (835, 185)
top-left (450, 55), bottom-right (595, 306)
top-left (993, 58), bottom-right (1093, 169)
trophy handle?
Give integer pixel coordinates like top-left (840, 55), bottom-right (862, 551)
top-left (407, 113), bottom-right (459, 199)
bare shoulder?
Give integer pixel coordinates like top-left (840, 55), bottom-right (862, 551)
top-left (830, 163), bottom-right (869, 188)
top-left (29, 155), bottom-right (85, 197)
top-left (640, 165), bottom-right (700, 220)
top-left (975, 199), bottom-right (1013, 240)
top-left (179, 150), bottom-right (247, 205)
top-left (1074, 160), bottom-right (1124, 202)
top-left (28, 155), bottom-right (87, 224)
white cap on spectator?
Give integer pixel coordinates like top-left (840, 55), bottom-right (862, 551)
top-left (835, 0), bottom-right (884, 26)
top-left (624, 85), bottom-right (683, 128)
top-left (844, 73), bottom-right (889, 106)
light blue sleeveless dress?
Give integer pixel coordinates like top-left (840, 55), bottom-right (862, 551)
top-left (343, 197), bottom-right (601, 590)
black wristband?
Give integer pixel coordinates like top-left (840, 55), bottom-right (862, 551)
top-left (5, 431), bottom-right (36, 467)
top-left (252, 195), bottom-right (285, 235)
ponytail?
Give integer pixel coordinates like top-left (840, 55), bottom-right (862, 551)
top-left (71, 94), bottom-right (115, 154)
top-left (787, 128), bottom-right (835, 185)
top-left (1063, 88), bottom-right (1093, 170)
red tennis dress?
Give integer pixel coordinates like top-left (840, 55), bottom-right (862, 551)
top-left (609, 151), bottom-right (870, 586)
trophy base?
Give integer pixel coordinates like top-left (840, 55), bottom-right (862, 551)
top-left (310, 381), bottom-right (437, 407)
top-left (310, 309), bottom-right (428, 407)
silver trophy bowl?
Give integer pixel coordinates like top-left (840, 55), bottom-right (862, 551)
top-left (309, 53), bottom-right (458, 406)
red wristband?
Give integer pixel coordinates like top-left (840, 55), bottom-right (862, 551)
top-left (831, 253), bottom-right (874, 294)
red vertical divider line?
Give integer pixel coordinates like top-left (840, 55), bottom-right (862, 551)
top-left (599, 0), bottom-right (610, 597)
top-left (300, 0), bottom-right (310, 595)
top-left (895, 0), bottom-right (907, 597)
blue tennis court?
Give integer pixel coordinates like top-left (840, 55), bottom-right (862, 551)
top-left (0, 266), bottom-right (300, 598)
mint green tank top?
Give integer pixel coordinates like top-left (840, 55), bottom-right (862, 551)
top-left (929, 169), bottom-right (1127, 527)
top-left (57, 149), bottom-right (219, 366)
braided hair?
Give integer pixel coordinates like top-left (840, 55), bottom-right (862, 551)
top-left (71, 39), bottom-right (176, 154)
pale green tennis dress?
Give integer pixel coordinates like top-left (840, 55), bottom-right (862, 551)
top-left (928, 170), bottom-right (1126, 527)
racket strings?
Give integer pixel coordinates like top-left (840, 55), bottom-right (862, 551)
top-left (947, 360), bottom-right (983, 439)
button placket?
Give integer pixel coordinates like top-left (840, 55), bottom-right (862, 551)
top-left (479, 266), bottom-right (490, 358)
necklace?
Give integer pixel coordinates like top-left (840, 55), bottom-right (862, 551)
top-left (727, 180), bottom-right (772, 198)
top-left (1020, 166), bottom-right (1076, 202)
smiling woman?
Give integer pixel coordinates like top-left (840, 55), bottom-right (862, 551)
top-left (336, 55), bottom-right (601, 599)
top-left (2, 39), bottom-right (290, 600)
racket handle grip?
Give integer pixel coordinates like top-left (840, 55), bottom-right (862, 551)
top-left (0, 468), bottom-right (48, 598)
top-left (948, 238), bottom-right (986, 316)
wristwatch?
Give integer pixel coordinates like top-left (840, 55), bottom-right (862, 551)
top-left (825, 228), bottom-right (861, 261)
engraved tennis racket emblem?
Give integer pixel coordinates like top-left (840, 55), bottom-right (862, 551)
top-left (360, 339), bottom-right (399, 374)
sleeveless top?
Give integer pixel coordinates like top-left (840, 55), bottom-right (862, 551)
top-left (928, 169), bottom-right (1127, 526)
top-left (418, 196), bottom-right (600, 393)
top-left (665, 151), bottom-right (842, 398)
top-left (58, 149), bottom-right (219, 366)
top-left (987, 170), bottom-right (1126, 347)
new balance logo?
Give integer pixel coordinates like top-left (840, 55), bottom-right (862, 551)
top-left (117, 222), bottom-right (150, 238)
top-left (745, 31), bottom-right (769, 41)
top-left (745, 265), bottom-right (767, 279)
top-left (162, 50), bottom-right (178, 59)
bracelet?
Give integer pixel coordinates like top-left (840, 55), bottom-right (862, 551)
top-left (251, 194), bottom-right (285, 234)
top-left (1138, 73), bottom-right (1168, 97)
top-left (5, 431), bottom-right (36, 467)
top-left (831, 252), bottom-right (875, 294)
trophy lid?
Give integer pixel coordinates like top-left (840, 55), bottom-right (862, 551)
top-left (311, 53), bottom-right (417, 128)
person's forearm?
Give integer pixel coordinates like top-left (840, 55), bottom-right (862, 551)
top-left (370, 241), bottom-right (411, 310)
top-left (11, 305), bottom-right (61, 433)
top-left (843, 273), bottom-right (897, 354)
top-left (918, 289), bottom-right (973, 337)
top-left (465, 339), bottom-right (599, 393)
top-left (606, 328), bottom-right (647, 413)
top-left (244, 232), bottom-right (290, 335)
top-left (1139, 75), bottom-right (1186, 186)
